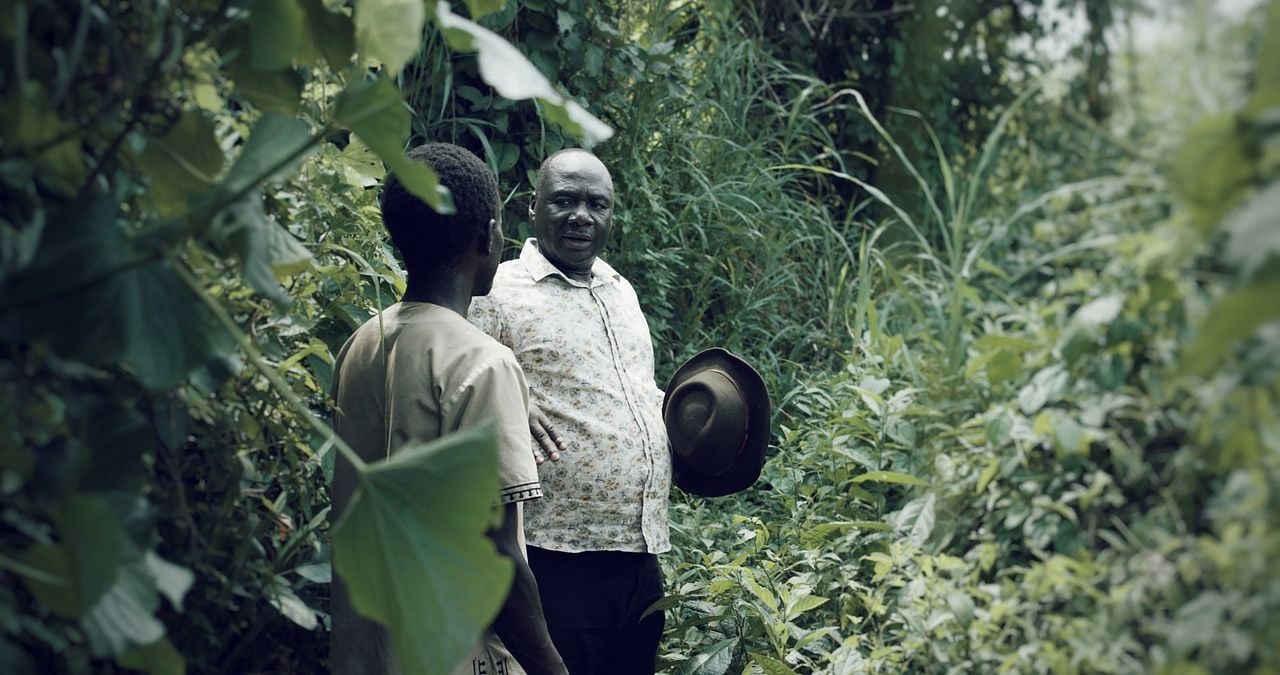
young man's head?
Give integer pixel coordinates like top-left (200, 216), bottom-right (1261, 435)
top-left (380, 143), bottom-right (502, 296)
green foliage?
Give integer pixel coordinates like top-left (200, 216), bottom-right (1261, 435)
top-left (0, 0), bottom-right (607, 671)
top-left (333, 424), bottom-right (512, 675)
top-left (655, 4), bottom-right (1280, 672)
top-left (2, 0), bottom-right (1275, 673)
top-left (435, 1), bottom-right (613, 146)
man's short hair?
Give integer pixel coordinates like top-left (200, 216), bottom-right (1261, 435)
top-left (534, 147), bottom-right (595, 197)
top-left (380, 143), bottom-right (499, 277)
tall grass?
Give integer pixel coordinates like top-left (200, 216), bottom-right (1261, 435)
top-left (598, 22), bottom-right (861, 391)
top-left (395, 1), bottom-right (877, 395)
top-left (773, 82), bottom-right (1047, 372)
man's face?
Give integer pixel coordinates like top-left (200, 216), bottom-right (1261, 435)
top-left (531, 151), bottom-right (614, 277)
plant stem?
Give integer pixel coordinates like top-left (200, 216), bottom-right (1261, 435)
top-left (173, 257), bottom-right (366, 472)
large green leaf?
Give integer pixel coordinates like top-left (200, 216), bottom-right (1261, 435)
top-left (1182, 278), bottom-right (1280, 374)
top-left (750, 653), bottom-right (800, 675)
top-left (334, 77), bottom-right (454, 213)
top-left (435, 1), bottom-right (613, 147)
top-left (1223, 180), bottom-right (1280, 279)
top-left (20, 544), bottom-right (79, 617)
top-left (0, 83), bottom-right (85, 195)
top-left (116, 638), bottom-right (185, 675)
top-left (18, 495), bottom-right (128, 618)
top-left (81, 559), bottom-right (165, 657)
top-left (269, 574), bottom-right (319, 630)
top-left (678, 638), bottom-right (736, 675)
top-left (332, 423), bottom-right (511, 675)
top-left (58, 495), bottom-right (128, 616)
top-left (251, 0), bottom-right (307, 70)
top-left (135, 111), bottom-right (226, 217)
top-left (355, 0), bottom-right (426, 77)
top-left (2, 197), bottom-right (132, 356)
top-left (2, 198), bottom-right (232, 388)
top-left (221, 198), bottom-right (314, 306)
top-left (462, 0), bottom-right (507, 20)
top-left (222, 113), bottom-right (316, 197)
top-left (227, 58), bottom-right (305, 115)
top-left (299, 0), bottom-right (354, 68)
top-left (895, 493), bottom-right (936, 548)
top-left (338, 136), bottom-right (386, 187)
top-left (144, 552), bottom-right (194, 612)
top-left (1169, 114), bottom-right (1256, 229)
top-left (120, 260), bottom-right (234, 389)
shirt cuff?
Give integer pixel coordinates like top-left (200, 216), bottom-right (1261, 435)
top-left (499, 482), bottom-right (543, 504)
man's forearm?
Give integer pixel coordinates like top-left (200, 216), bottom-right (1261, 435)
top-left (490, 504), bottom-right (567, 675)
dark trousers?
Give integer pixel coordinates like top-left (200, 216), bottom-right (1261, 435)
top-left (525, 546), bottom-right (665, 675)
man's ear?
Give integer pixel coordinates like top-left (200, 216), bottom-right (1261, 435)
top-left (479, 219), bottom-right (496, 256)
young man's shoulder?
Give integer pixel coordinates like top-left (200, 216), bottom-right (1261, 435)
top-left (341, 302), bottom-right (513, 364)
top-left (397, 304), bottom-right (513, 357)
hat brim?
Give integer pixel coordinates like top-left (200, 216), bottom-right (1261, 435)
top-left (663, 348), bottom-right (770, 497)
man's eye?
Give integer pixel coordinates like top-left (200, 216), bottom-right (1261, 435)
top-left (591, 202), bottom-right (609, 210)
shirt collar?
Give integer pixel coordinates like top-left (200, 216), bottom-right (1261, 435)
top-left (520, 239), bottom-right (620, 287)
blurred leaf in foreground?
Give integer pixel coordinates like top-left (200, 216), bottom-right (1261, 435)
top-left (332, 423), bottom-right (511, 674)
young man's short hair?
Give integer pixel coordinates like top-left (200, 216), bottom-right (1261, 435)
top-left (379, 143), bottom-right (499, 277)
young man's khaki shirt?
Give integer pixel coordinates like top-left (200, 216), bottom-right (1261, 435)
top-left (330, 302), bottom-right (541, 675)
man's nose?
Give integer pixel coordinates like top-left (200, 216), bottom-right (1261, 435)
top-left (568, 203), bottom-right (591, 224)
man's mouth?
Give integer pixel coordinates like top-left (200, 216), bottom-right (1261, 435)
top-left (562, 233), bottom-right (593, 248)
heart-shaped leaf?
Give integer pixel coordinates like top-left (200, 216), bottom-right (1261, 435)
top-left (332, 423), bottom-right (512, 674)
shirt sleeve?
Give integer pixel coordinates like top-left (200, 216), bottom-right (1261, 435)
top-left (445, 352), bottom-right (542, 505)
top-left (468, 295), bottom-right (510, 348)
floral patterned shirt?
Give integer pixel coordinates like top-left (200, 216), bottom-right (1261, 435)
top-left (469, 239), bottom-right (671, 554)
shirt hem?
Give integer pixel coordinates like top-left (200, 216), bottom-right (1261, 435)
top-left (525, 541), bottom-right (671, 555)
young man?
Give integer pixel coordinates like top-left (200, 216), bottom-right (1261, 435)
top-left (469, 149), bottom-right (670, 674)
top-left (330, 143), bottom-right (567, 675)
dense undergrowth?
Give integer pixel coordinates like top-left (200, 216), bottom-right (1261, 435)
top-left (654, 6), bottom-right (1280, 673)
top-left (1, 0), bottom-right (1276, 673)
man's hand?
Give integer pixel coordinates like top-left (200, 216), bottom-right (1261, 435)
top-left (529, 402), bottom-right (565, 465)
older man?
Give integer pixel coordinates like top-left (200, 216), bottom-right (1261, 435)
top-left (469, 148), bottom-right (670, 674)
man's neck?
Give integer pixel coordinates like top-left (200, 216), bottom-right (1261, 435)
top-left (562, 269), bottom-right (592, 283)
top-left (401, 278), bottom-right (472, 317)
top-left (533, 239), bottom-right (593, 283)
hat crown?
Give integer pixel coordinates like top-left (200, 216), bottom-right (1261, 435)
top-left (663, 347), bottom-right (770, 498)
top-left (668, 370), bottom-right (747, 476)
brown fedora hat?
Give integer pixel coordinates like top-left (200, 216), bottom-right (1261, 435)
top-left (663, 348), bottom-right (771, 497)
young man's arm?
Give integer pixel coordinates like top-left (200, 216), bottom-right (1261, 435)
top-left (451, 351), bottom-right (566, 674)
top-left (488, 503), bottom-right (567, 675)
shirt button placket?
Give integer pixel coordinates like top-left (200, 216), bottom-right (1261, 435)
top-left (591, 282), bottom-right (657, 551)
